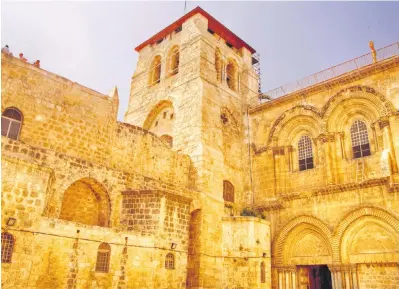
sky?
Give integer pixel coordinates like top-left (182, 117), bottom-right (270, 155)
top-left (2, 1), bottom-right (398, 120)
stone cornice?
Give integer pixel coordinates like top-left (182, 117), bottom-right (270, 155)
top-left (255, 177), bottom-right (391, 210)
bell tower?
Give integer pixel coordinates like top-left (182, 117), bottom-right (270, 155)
top-left (125, 6), bottom-right (259, 204)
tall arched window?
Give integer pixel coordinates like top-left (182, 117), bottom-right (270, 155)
top-left (165, 253), bottom-right (175, 269)
top-left (350, 120), bottom-right (371, 158)
top-left (95, 243), bottom-right (111, 272)
top-left (226, 59), bottom-right (238, 91)
top-left (1, 108), bottom-right (22, 140)
top-left (215, 48), bottom-right (222, 82)
top-left (260, 261), bottom-right (266, 283)
top-left (298, 135), bottom-right (314, 171)
top-left (168, 46), bottom-right (180, 76)
top-left (149, 55), bottom-right (162, 86)
top-left (1, 232), bottom-right (15, 263)
top-left (223, 180), bottom-right (234, 203)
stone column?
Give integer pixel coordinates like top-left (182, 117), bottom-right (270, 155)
top-left (273, 147), bottom-right (286, 195)
top-left (328, 264), bottom-right (358, 289)
top-left (317, 134), bottom-right (335, 185)
top-left (276, 265), bottom-right (296, 289)
top-left (379, 117), bottom-right (398, 173)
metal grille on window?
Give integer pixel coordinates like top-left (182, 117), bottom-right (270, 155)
top-left (1, 108), bottom-right (22, 140)
top-left (223, 180), bottom-right (234, 203)
top-left (1, 232), bottom-right (14, 263)
top-left (260, 261), bottom-right (266, 283)
top-left (298, 135), bottom-right (314, 171)
top-left (350, 120), bottom-right (371, 159)
top-left (95, 243), bottom-right (111, 272)
top-left (165, 253), bottom-right (175, 269)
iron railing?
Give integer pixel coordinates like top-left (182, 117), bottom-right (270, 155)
top-left (253, 42), bottom-right (399, 105)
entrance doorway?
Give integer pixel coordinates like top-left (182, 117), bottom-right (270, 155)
top-left (297, 265), bottom-right (332, 289)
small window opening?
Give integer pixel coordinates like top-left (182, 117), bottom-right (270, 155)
top-left (175, 26), bottom-right (182, 33)
top-left (260, 261), bottom-right (266, 283)
top-left (226, 42), bottom-right (233, 48)
top-left (165, 253), bottom-right (175, 269)
top-left (298, 135), bottom-right (314, 171)
top-left (350, 120), bottom-right (371, 159)
top-left (207, 28), bottom-right (215, 35)
top-left (170, 113), bottom-right (174, 120)
top-left (223, 180), bottom-right (234, 203)
top-left (156, 38), bottom-right (164, 45)
top-left (95, 243), bottom-right (111, 273)
top-left (163, 112), bottom-right (167, 119)
top-left (1, 232), bottom-right (15, 263)
top-left (1, 108), bottom-right (22, 140)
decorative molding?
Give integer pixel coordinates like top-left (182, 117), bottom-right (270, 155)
top-left (316, 133), bottom-right (336, 144)
top-left (378, 117), bottom-right (390, 130)
top-left (253, 85), bottom-right (397, 156)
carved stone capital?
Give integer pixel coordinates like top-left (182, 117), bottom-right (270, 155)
top-left (378, 117), bottom-right (390, 130)
top-left (275, 265), bottom-right (296, 273)
top-left (316, 133), bottom-right (335, 144)
top-left (327, 264), bottom-right (357, 273)
top-left (272, 146), bottom-right (285, 156)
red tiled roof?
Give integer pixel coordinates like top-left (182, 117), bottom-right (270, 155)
top-left (134, 6), bottom-right (256, 53)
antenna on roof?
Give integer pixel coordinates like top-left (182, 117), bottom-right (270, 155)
top-left (184, 0), bottom-right (187, 14)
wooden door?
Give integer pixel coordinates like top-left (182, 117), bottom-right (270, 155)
top-left (298, 266), bottom-right (311, 289)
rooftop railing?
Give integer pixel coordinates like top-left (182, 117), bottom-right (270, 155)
top-left (254, 42), bottom-right (399, 105)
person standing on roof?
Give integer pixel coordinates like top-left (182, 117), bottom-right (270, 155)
top-left (1, 45), bottom-right (10, 54)
top-left (19, 53), bottom-right (27, 62)
top-left (33, 60), bottom-right (40, 68)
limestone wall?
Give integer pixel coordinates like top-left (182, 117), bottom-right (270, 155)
top-left (250, 56), bottom-right (399, 289)
top-left (1, 55), bottom-right (192, 187)
top-left (222, 217), bottom-right (271, 289)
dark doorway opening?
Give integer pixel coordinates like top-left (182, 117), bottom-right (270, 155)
top-left (298, 265), bottom-right (332, 289)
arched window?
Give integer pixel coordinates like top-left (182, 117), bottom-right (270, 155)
top-left (168, 46), bottom-right (180, 76)
top-left (215, 48), bottom-right (222, 82)
top-left (95, 243), bottom-right (111, 272)
top-left (165, 253), bottom-right (175, 269)
top-left (1, 108), bottom-right (22, 140)
top-left (350, 120), bottom-right (371, 159)
top-left (298, 135), bottom-right (314, 171)
top-left (223, 180), bottom-right (234, 203)
top-left (226, 59), bottom-right (238, 91)
top-left (149, 55), bottom-right (162, 86)
top-left (1, 232), bottom-right (15, 263)
top-left (260, 261), bottom-right (266, 283)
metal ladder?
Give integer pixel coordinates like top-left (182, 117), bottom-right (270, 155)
top-left (355, 158), bottom-right (366, 183)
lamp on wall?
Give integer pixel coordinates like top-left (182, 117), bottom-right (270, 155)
top-left (262, 252), bottom-right (267, 258)
top-left (6, 217), bottom-right (16, 226)
top-left (171, 243), bottom-right (177, 250)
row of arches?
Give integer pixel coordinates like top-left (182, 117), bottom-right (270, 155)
top-left (273, 205), bottom-right (399, 265)
top-left (148, 45), bottom-right (180, 86)
top-left (262, 86), bottom-right (397, 173)
top-left (296, 119), bottom-right (370, 171)
top-left (266, 86), bottom-right (395, 147)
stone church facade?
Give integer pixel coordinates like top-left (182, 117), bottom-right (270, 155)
top-left (1, 6), bottom-right (398, 289)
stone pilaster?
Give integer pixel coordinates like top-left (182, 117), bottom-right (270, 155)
top-left (328, 264), bottom-right (358, 289)
top-left (276, 265), bottom-right (296, 289)
top-left (379, 117), bottom-right (398, 174)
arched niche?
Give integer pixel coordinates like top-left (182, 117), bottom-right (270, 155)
top-left (283, 224), bottom-right (333, 265)
top-left (59, 178), bottom-right (111, 227)
top-left (143, 100), bottom-right (175, 138)
top-left (273, 215), bottom-right (333, 265)
top-left (341, 217), bottom-right (399, 264)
